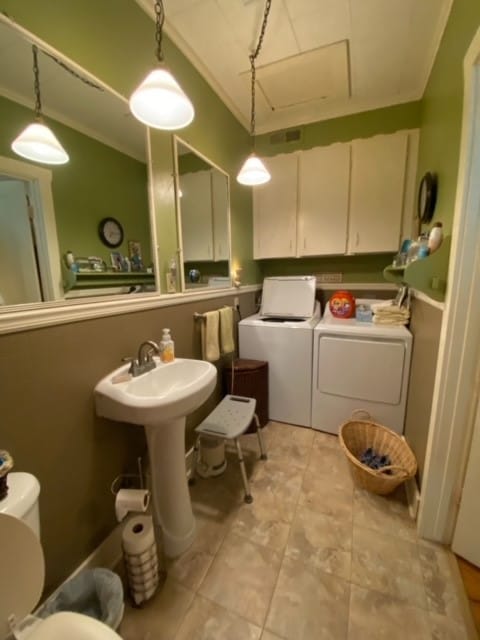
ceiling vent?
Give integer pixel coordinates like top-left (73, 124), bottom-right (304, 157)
top-left (269, 128), bottom-right (302, 145)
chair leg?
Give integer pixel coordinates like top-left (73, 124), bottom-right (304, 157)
top-left (188, 436), bottom-right (200, 486)
top-left (234, 437), bottom-right (253, 503)
top-left (254, 414), bottom-right (267, 460)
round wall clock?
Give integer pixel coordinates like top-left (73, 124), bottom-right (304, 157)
top-left (98, 217), bottom-right (124, 248)
top-left (418, 172), bottom-right (438, 223)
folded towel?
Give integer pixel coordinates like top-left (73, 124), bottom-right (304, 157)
top-left (219, 306), bottom-right (235, 355)
top-left (201, 310), bottom-right (220, 362)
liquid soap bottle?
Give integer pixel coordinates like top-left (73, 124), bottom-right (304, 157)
top-left (160, 328), bottom-right (175, 363)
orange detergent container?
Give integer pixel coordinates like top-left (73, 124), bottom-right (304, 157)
top-left (329, 290), bottom-right (356, 319)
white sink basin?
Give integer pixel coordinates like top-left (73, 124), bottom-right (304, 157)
top-left (94, 358), bottom-right (216, 424)
top-left (94, 357), bottom-right (217, 557)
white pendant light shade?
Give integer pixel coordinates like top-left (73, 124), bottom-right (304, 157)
top-left (236, 153), bottom-right (271, 186)
top-left (11, 122), bottom-right (69, 165)
top-left (129, 67), bottom-right (194, 130)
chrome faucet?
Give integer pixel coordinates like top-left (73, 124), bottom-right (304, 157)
top-left (124, 340), bottom-right (161, 377)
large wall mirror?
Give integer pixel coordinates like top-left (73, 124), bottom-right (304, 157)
top-left (174, 137), bottom-right (231, 291)
top-left (0, 15), bottom-right (157, 311)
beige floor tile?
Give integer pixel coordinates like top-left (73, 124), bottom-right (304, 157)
top-left (120, 576), bottom-right (195, 640)
top-left (189, 512), bottom-right (231, 555)
top-left (348, 584), bottom-right (431, 640)
top-left (265, 555), bottom-right (350, 640)
top-left (261, 632), bottom-right (284, 640)
top-left (351, 525), bottom-right (427, 609)
top-left (166, 547), bottom-right (214, 591)
top-left (353, 486), bottom-right (417, 542)
top-left (198, 531), bottom-right (282, 626)
top-left (428, 611), bottom-right (471, 640)
top-left (175, 594), bottom-right (262, 640)
top-left (286, 505), bottom-right (352, 580)
top-left (269, 421), bottom-right (316, 448)
top-left (313, 430), bottom-right (341, 451)
top-left (251, 458), bottom-right (305, 510)
top-left (307, 446), bottom-right (353, 491)
top-left (418, 541), bottom-right (468, 625)
top-left (266, 438), bottom-right (312, 470)
top-left (230, 495), bottom-right (292, 551)
top-left (300, 470), bottom-right (353, 521)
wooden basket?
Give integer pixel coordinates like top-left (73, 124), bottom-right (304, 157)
top-left (339, 415), bottom-right (417, 495)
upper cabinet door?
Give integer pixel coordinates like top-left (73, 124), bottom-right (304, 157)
top-left (253, 153), bottom-right (298, 259)
top-left (348, 132), bottom-right (408, 254)
top-left (211, 170), bottom-right (229, 261)
top-left (298, 143), bottom-right (350, 256)
top-left (180, 170), bottom-right (214, 261)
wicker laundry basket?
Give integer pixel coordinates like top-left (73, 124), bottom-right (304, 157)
top-left (339, 416), bottom-right (417, 495)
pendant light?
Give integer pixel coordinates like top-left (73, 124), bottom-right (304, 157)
top-left (237, 0), bottom-right (272, 186)
top-left (129, 0), bottom-right (194, 130)
top-left (11, 45), bottom-right (69, 165)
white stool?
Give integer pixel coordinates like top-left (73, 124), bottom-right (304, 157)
top-left (191, 395), bottom-right (267, 503)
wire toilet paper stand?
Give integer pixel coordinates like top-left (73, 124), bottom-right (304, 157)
top-left (122, 514), bottom-right (161, 606)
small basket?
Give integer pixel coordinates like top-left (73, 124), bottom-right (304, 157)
top-left (339, 412), bottom-right (417, 495)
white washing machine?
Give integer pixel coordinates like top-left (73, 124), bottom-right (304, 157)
top-left (312, 299), bottom-right (412, 435)
top-left (239, 276), bottom-right (320, 428)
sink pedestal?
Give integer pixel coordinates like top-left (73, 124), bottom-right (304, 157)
top-left (145, 418), bottom-right (195, 557)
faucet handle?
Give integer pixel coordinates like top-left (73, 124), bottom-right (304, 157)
top-left (121, 356), bottom-right (138, 375)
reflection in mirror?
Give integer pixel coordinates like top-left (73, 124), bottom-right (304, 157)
top-left (174, 137), bottom-right (231, 291)
top-left (0, 16), bottom-right (157, 309)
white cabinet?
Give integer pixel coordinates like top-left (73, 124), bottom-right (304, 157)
top-left (347, 131), bottom-right (408, 254)
top-left (253, 153), bottom-right (298, 259)
top-left (298, 143), bottom-right (350, 256)
top-left (180, 170), bottom-right (213, 261)
top-left (180, 169), bottom-right (230, 262)
top-left (211, 170), bottom-right (229, 261)
top-left (253, 130), bottom-right (415, 259)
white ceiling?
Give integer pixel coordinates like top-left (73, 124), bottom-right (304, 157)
top-left (138, 0), bottom-right (453, 134)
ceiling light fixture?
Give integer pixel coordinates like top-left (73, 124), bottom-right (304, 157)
top-left (11, 45), bottom-right (69, 165)
top-left (237, 0), bottom-right (272, 186)
top-left (129, 0), bottom-right (194, 130)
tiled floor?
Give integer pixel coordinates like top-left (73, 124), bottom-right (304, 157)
top-left (120, 422), bottom-right (475, 640)
top-left (457, 556), bottom-right (480, 634)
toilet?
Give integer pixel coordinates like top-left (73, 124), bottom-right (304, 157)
top-left (0, 472), bottom-right (121, 640)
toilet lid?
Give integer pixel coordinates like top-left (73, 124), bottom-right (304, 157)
top-left (0, 513), bottom-right (44, 639)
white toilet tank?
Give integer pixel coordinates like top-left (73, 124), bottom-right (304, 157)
top-left (0, 472), bottom-right (41, 537)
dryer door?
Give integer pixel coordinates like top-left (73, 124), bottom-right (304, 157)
top-left (317, 336), bottom-right (405, 403)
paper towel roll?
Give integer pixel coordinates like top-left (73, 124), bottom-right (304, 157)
top-left (122, 514), bottom-right (155, 555)
top-left (115, 488), bottom-right (150, 522)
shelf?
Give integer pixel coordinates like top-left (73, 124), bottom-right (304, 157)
top-left (383, 235), bottom-right (451, 302)
top-left (62, 265), bottom-right (155, 292)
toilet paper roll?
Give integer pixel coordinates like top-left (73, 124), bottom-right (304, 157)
top-left (115, 488), bottom-right (150, 522)
top-left (122, 514), bottom-right (155, 555)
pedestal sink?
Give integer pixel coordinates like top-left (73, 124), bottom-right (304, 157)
top-left (94, 358), bottom-right (216, 557)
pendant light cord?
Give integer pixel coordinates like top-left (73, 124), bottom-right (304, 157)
top-left (249, 0), bottom-right (272, 139)
top-left (32, 45), bottom-right (42, 120)
top-left (154, 0), bottom-right (166, 63)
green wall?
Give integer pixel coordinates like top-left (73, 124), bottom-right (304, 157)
top-left (0, 95), bottom-right (151, 267)
top-left (416, 0), bottom-right (480, 235)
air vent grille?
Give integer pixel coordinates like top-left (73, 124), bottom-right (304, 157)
top-left (269, 128), bottom-right (301, 145)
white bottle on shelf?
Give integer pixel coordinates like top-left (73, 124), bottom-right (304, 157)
top-left (428, 222), bottom-right (443, 254)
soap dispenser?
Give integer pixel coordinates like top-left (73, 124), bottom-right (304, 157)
top-left (160, 328), bottom-right (175, 363)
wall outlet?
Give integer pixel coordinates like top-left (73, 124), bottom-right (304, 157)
top-left (234, 297), bottom-right (239, 307)
top-left (315, 273), bottom-right (343, 284)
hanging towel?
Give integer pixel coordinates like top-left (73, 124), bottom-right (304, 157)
top-left (201, 310), bottom-right (220, 362)
top-left (219, 306), bottom-right (235, 355)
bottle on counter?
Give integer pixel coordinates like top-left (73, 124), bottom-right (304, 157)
top-left (160, 328), bottom-right (175, 363)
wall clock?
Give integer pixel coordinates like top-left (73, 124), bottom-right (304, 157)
top-left (98, 217), bottom-right (124, 248)
top-left (418, 172), bottom-right (438, 224)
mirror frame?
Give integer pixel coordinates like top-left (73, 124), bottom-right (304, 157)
top-left (173, 135), bottom-right (232, 292)
top-left (0, 17), bottom-right (240, 336)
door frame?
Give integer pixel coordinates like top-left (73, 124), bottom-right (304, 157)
top-left (418, 26), bottom-right (480, 542)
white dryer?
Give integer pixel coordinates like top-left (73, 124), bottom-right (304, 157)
top-left (239, 276), bottom-right (320, 427)
top-left (312, 299), bottom-right (412, 435)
